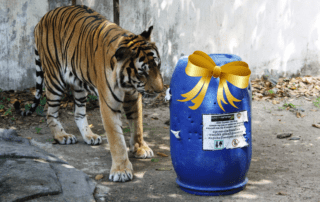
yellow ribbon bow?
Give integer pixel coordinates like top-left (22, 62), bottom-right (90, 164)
top-left (177, 51), bottom-right (251, 111)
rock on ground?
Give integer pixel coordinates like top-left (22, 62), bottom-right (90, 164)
top-left (0, 129), bottom-right (96, 202)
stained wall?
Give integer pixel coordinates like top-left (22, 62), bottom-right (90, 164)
top-left (0, 0), bottom-right (72, 91)
top-left (1, 0), bottom-right (320, 90)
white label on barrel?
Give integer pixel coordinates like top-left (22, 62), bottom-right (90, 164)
top-left (202, 111), bottom-right (249, 150)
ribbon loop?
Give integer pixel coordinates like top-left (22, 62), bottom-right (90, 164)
top-left (177, 51), bottom-right (251, 111)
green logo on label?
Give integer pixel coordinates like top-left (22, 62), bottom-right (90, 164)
top-left (214, 140), bottom-right (224, 150)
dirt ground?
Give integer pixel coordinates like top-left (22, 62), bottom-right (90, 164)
top-left (1, 87), bottom-right (320, 201)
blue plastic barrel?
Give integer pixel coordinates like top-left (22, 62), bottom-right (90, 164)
top-left (169, 54), bottom-right (252, 196)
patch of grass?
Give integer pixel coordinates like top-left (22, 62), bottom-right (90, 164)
top-left (151, 158), bottom-right (159, 163)
top-left (278, 106), bottom-right (286, 110)
top-left (0, 105), bottom-right (4, 110)
top-left (283, 103), bottom-right (296, 108)
top-left (313, 97), bottom-right (320, 108)
top-left (35, 96), bottom-right (47, 116)
top-left (35, 127), bottom-right (42, 134)
top-left (268, 89), bottom-right (274, 94)
top-left (87, 94), bottom-right (98, 102)
top-left (36, 105), bottom-right (44, 115)
top-left (123, 127), bottom-right (130, 133)
top-left (4, 108), bottom-right (12, 116)
top-left (7, 98), bottom-right (10, 102)
top-left (11, 117), bottom-right (15, 121)
top-left (40, 96), bottom-right (46, 106)
top-left (25, 104), bottom-right (32, 111)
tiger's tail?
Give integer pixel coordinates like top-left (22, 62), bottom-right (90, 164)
top-left (14, 46), bottom-right (44, 116)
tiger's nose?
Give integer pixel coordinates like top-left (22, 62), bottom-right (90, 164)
top-left (151, 83), bottom-right (164, 93)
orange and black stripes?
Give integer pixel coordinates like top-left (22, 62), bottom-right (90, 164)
top-left (13, 5), bottom-right (164, 182)
top-left (16, 4), bottom-right (163, 118)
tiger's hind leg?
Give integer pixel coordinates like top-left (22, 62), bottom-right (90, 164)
top-left (124, 92), bottom-right (154, 159)
top-left (72, 84), bottom-right (102, 145)
top-left (46, 86), bottom-right (78, 144)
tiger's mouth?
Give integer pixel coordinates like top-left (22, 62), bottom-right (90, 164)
top-left (140, 90), bottom-right (161, 104)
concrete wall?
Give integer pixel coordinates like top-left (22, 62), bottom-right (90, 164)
top-left (119, 0), bottom-right (320, 84)
top-left (0, 0), bottom-right (72, 91)
top-left (1, 0), bottom-right (320, 90)
top-left (76, 0), bottom-right (113, 20)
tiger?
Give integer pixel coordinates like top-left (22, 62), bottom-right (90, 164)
top-left (14, 5), bottom-right (164, 182)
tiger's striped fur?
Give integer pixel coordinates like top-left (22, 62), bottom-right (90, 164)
top-left (15, 5), bottom-right (164, 182)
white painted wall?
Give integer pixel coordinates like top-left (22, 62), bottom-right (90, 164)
top-left (0, 0), bottom-right (72, 91)
top-left (1, 0), bottom-right (320, 90)
top-left (120, 0), bottom-right (320, 83)
top-left (0, 0), bottom-right (47, 91)
top-left (77, 0), bottom-right (113, 20)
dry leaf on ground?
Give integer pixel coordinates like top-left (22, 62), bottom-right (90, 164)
top-left (276, 191), bottom-right (287, 195)
top-left (252, 76), bottom-right (320, 102)
top-left (95, 174), bottom-right (103, 180)
top-left (16, 120), bottom-right (23, 125)
top-left (312, 124), bottom-right (320, 129)
top-left (276, 133), bottom-right (292, 139)
top-left (296, 112), bottom-right (301, 118)
top-left (157, 152), bottom-right (169, 157)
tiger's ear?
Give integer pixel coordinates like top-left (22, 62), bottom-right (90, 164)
top-left (115, 46), bottom-right (134, 61)
top-left (140, 26), bottom-right (153, 41)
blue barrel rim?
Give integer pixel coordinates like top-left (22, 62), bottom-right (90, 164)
top-left (176, 177), bottom-right (248, 192)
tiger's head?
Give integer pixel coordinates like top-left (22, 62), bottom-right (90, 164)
top-left (115, 26), bottom-right (164, 102)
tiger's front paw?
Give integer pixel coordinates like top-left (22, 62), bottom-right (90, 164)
top-left (54, 133), bottom-right (77, 145)
top-left (83, 133), bottom-right (102, 145)
top-left (109, 160), bottom-right (133, 182)
top-left (130, 143), bottom-right (154, 159)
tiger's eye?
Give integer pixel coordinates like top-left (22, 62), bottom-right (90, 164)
top-left (139, 56), bottom-right (145, 62)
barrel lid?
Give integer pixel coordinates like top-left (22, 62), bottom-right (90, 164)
top-left (176, 54), bottom-right (241, 66)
